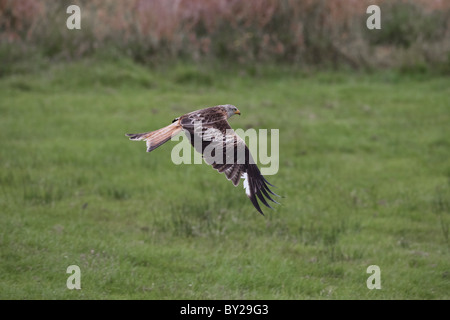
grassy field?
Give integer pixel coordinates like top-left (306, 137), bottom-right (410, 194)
top-left (0, 57), bottom-right (449, 299)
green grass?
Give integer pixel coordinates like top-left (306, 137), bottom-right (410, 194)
top-left (0, 58), bottom-right (449, 299)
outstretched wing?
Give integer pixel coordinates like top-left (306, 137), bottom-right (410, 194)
top-left (180, 106), bottom-right (229, 127)
top-left (182, 118), bottom-right (278, 215)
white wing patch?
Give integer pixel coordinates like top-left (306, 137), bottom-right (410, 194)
top-left (242, 173), bottom-right (250, 196)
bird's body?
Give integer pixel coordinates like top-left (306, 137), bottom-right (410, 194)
top-left (126, 104), bottom-right (279, 215)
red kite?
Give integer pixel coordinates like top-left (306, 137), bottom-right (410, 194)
top-left (126, 105), bottom-right (279, 215)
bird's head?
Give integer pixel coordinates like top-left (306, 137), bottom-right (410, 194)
top-left (223, 104), bottom-right (241, 118)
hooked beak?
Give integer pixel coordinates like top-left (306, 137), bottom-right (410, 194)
top-left (234, 109), bottom-right (241, 115)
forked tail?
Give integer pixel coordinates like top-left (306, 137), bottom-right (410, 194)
top-left (126, 121), bottom-right (182, 152)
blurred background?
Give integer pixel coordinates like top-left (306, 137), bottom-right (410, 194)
top-left (1, 0), bottom-right (449, 73)
top-left (1, 0), bottom-right (449, 299)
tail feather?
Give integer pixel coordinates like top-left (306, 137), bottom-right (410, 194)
top-left (126, 121), bottom-right (182, 152)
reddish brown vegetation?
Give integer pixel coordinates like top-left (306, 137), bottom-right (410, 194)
top-left (1, 0), bottom-right (449, 69)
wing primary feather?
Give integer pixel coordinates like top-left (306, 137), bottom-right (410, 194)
top-left (260, 185), bottom-right (280, 204)
top-left (249, 192), bottom-right (264, 215)
top-left (262, 175), bottom-right (276, 188)
top-left (247, 170), bottom-right (264, 215)
top-left (261, 175), bottom-right (281, 198)
top-left (262, 180), bottom-right (280, 197)
top-left (255, 189), bottom-right (273, 209)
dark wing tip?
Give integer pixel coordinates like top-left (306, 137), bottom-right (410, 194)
top-left (246, 164), bottom-right (280, 215)
top-left (248, 193), bottom-right (265, 216)
top-left (262, 175), bottom-right (276, 187)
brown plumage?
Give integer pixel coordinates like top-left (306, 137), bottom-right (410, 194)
top-left (126, 104), bottom-right (279, 215)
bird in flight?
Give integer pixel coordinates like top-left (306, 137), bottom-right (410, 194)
top-left (125, 104), bottom-right (279, 215)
